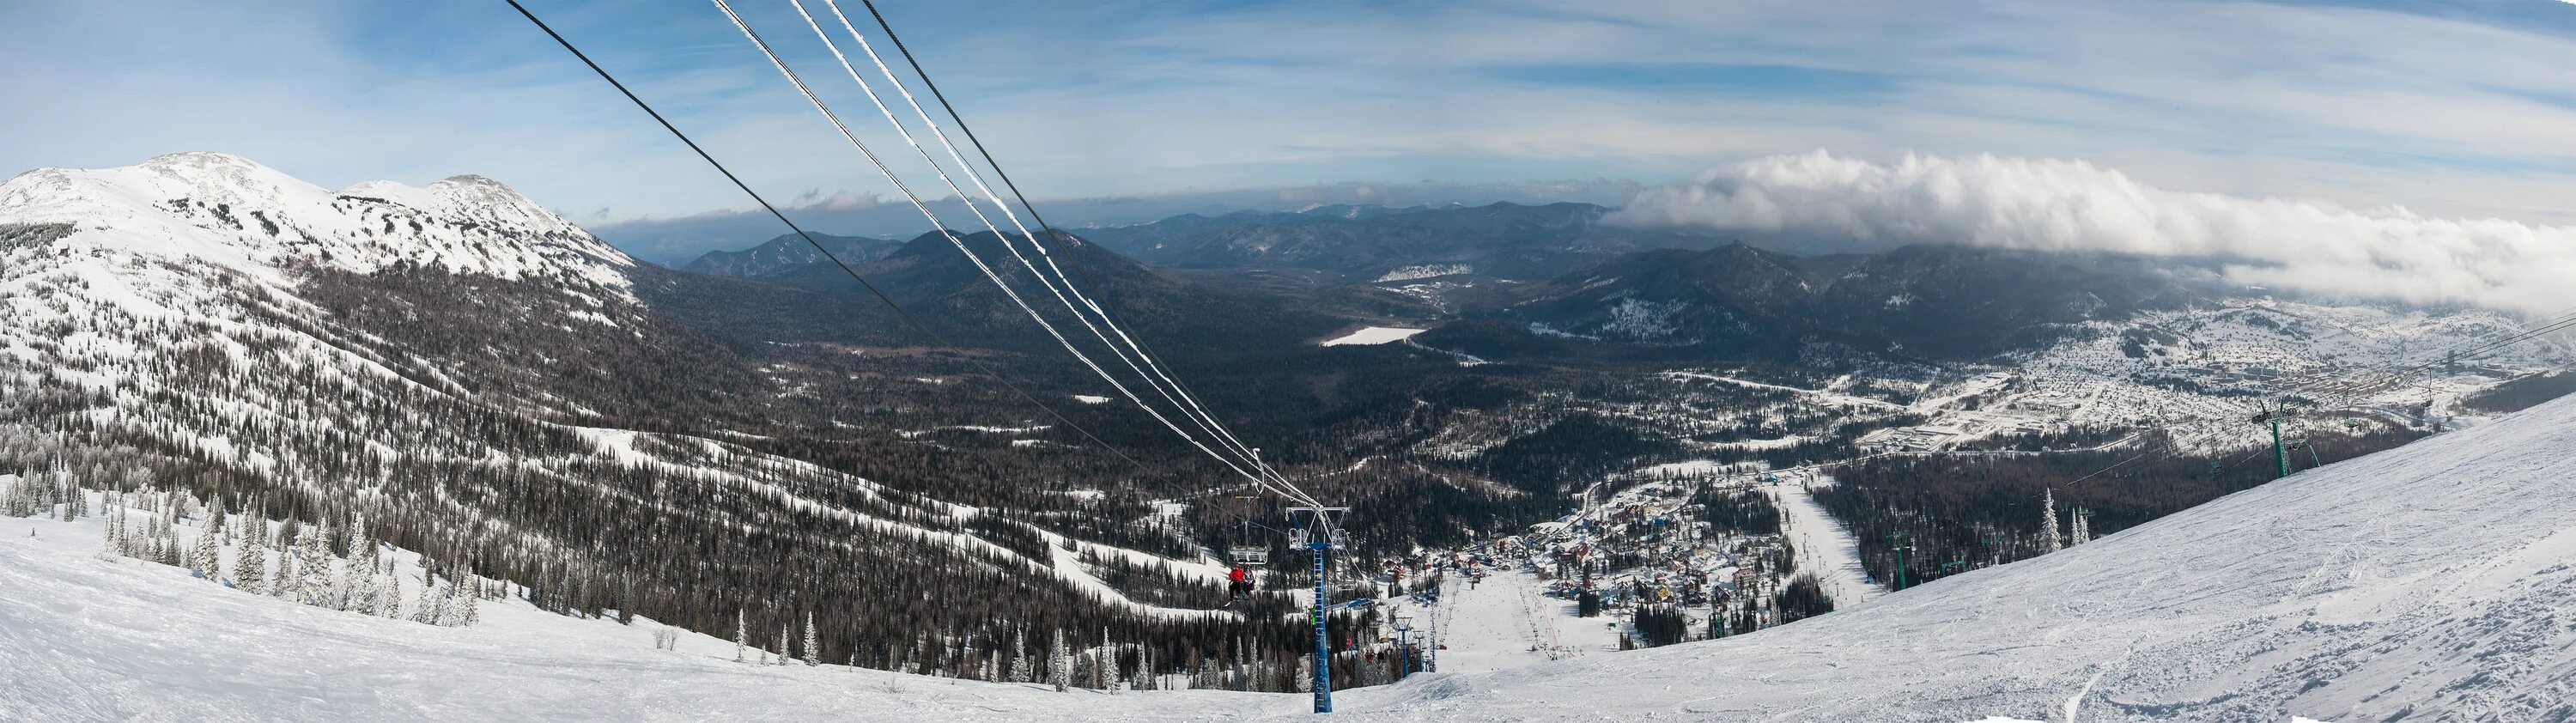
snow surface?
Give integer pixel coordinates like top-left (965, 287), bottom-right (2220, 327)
top-left (17, 394), bottom-right (2576, 720)
top-left (1321, 326), bottom-right (1429, 346)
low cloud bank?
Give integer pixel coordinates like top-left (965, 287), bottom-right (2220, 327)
top-left (1612, 151), bottom-right (2576, 316)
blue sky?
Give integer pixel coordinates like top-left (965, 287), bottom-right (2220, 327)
top-left (7, 1), bottom-right (2576, 264)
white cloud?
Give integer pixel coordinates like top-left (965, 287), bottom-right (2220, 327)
top-left (1613, 151), bottom-right (2576, 315)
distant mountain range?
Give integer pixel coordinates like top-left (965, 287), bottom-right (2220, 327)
top-left (1456, 242), bottom-right (2202, 361)
top-left (1074, 202), bottom-right (1728, 282)
top-left (677, 205), bottom-right (2205, 363)
top-left (678, 232), bottom-right (902, 276)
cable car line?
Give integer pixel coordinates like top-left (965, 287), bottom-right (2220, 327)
top-left (706, 0), bottom-right (1321, 507)
top-left (497, 0), bottom-right (1157, 478)
top-left (788, 0), bottom-right (1299, 494)
top-left (852, 0), bottom-right (1281, 505)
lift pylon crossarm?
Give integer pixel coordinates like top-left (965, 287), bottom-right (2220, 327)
top-left (1285, 506), bottom-right (1352, 550)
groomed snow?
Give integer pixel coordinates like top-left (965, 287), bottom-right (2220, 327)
top-left (1321, 326), bottom-right (1428, 346)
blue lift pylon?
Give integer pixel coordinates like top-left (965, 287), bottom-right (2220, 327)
top-left (1287, 506), bottom-right (1350, 714)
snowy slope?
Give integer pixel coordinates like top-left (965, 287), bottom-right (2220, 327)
top-left (12, 395), bottom-right (2575, 720)
top-left (0, 511), bottom-right (1283, 722)
top-left (1345, 394), bottom-right (2576, 721)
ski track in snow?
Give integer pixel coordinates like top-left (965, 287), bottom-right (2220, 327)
top-left (1759, 475), bottom-right (1880, 609)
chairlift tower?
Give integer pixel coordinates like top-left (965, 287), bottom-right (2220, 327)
top-left (1288, 506), bottom-right (1350, 714)
top-left (1887, 532), bottom-right (1913, 591)
top-left (1391, 613), bottom-right (1415, 678)
top-left (2251, 401), bottom-right (2291, 480)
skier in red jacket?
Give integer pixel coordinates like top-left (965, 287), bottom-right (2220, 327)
top-left (1228, 566), bottom-right (1251, 598)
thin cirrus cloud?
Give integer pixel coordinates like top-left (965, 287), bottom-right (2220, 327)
top-left (1613, 151), bottom-right (2576, 316)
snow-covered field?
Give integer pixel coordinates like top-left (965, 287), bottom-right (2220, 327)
top-left (17, 394), bottom-right (2576, 720)
top-left (1320, 326), bottom-right (1427, 346)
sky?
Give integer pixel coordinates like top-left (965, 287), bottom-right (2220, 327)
top-left (7, 1), bottom-right (2576, 282)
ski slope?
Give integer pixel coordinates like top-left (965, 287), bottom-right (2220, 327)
top-left (10, 396), bottom-right (2576, 720)
top-left (1760, 474), bottom-right (1880, 609)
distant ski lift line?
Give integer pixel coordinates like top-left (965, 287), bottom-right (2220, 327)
top-left (706, 0), bottom-right (1322, 507)
top-left (2054, 303), bottom-right (2576, 492)
top-left (788, 0), bottom-right (1300, 495)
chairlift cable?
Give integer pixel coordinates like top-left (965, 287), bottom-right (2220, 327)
top-left (706, 0), bottom-right (1319, 506)
top-left (499, 0), bottom-right (1155, 477)
top-left (794, 0), bottom-right (1298, 494)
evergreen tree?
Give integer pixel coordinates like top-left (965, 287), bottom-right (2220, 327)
top-left (1050, 630), bottom-right (1069, 692)
top-left (733, 611), bottom-right (748, 663)
top-left (344, 559), bottom-right (376, 613)
top-left (190, 524), bottom-right (222, 580)
top-left (196, 495), bottom-right (216, 538)
top-left (269, 527), bottom-right (295, 598)
top-left (412, 573), bottom-right (441, 623)
top-left (374, 564), bottom-right (403, 618)
top-left (1007, 628), bottom-right (1028, 683)
top-left (233, 520), bottom-right (267, 592)
top-left (452, 574), bottom-right (480, 627)
top-left (1102, 627), bottom-right (1120, 695)
top-left (95, 504), bottom-right (121, 562)
top-left (349, 517), bottom-right (376, 569)
top-left (2041, 488), bottom-right (2064, 552)
top-left (775, 625), bottom-right (790, 666)
top-left (801, 612), bottom-right (819, 666)
top-left (295, 526), bottom-right (332, 605)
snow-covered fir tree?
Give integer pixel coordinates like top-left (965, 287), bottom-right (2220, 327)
top-left (232, 520), bottom-right (267, 592)
top-left (1050, 629), bottom-right (1070, 692)
top-left (190, 522), bottom-right (222, 580)
top-left (1103, 627), bottom-right (1121, 695)
top-left (378, 568), bottom-right (403, 618)
top-left (2042, 488), bottom-right (2064, 552)
top-left (1008, 628), bottom-right (1028, 683)
top-left (343, 560), bottom-right (377, 614)
top-left (96, 503), bottom-right (122, 562)
top-left (411, 572), bottom-right (443, 623)
top-left (267, 525), bottom-right (295, 598)
top-left (801, 612), bottom-right (819, 666)
top-left (733, 611), bottom-right (748, 663)
top-left (293, 525), bottom-right (331, 605)
top-left (449, 574), bottom-right (479, 627)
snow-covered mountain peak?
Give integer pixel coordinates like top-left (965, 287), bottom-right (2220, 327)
top-left (340, 173), bottom-right (590, 242)
top-left (0, 152), bottom-right (632, 293)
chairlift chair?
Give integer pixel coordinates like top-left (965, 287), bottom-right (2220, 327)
top-left (1229, 545), bottom-right (1270, 567)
